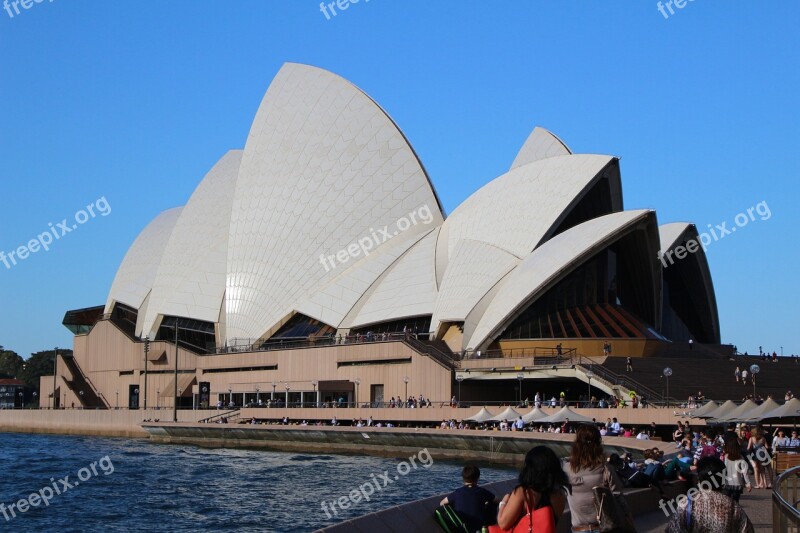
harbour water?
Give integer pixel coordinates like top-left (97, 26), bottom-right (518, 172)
top-left (0, 433), bottom-right (514, 532)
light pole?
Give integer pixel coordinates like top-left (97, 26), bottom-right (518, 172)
top-left (178, 388), bottom-right (182, 412)
top-left (403, 376), bottom-right (410, 404)
top-left (255, 386), bottom-right (260, 406)
top-left (53, 347), bottom-right (58, 407)
top-left (228, 387), bottom-right (233, 407)
top-left (354, 378), bottom-right (361, 407)
top-left (456, 375), bottom-right (464, 406)
top-left (285, 383), bottom-right (290, 407)
top-left (271, 381), bottom-right (276, 402)
top-left (18, 392), bottom-right (24, 409)
top-left (585, 370), bottom-right (594, 406)
top-left (516, 373), bottom-right (524, 405)
top-left (156, 389), bottom-right (160, 409)
top-left (133, 388), bottom-right (139, 410)
top-left (143, 335), bottom-right (150, 410)
top-left (115, 390), bottom-right (119, 410)
top-left (311, 380), bottom-right (318, 407)
top-left (79, 390), bottom-right (84, 409)
top-left (173, 321), bottom-right (179, 423)
top-left (663, 367), bottom-right (673, 407)
top-left (32, 391), bottom-right (38, 409)
top-left (750, 364), bottom-right (760, 397)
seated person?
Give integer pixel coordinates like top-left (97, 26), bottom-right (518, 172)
top-left (440, 464), bottom-right (498, 531)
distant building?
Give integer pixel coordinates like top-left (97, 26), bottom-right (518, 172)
top-left (0, 379), bottom-right (26, 409)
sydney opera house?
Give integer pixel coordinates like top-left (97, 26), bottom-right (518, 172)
top-left (41, 63), bottom-right (722, 411)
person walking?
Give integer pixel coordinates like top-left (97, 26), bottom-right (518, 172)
top-left (735, 366), bottom-right (741, 383)
top-left (563, 425), bottom-right (627, 533)
top-left (723, 436), bottom-right (751, 501)
top-left (626, 357), bottom-right (633, 372)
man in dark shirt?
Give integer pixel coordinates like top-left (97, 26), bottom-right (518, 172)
top-left (440, 464), bottom-right (497, 531)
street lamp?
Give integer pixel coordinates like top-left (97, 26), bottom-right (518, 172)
top-left (255, 386), bottom-right (260, 406)
top-left (228, 387), bottom-right (233, 406)
top-left (201, 386), bottom-right (208, 410)
top-left (115, 390), bottom-right (119, 410)
top-left (311, 380), bottom-right (318, 407)
top-left (750, 364), bottom-right (760, 397)
top-left (53, 347), bottom-right (58, 406)
top-left (156, 389), bottom-right (160, 409)
top-left (403, 376), bottom-right (410, 403)
top-left (585, 370), bottom-right (594, 405)
top-left (143, 335), bottom-right (150, 410)
top-left (18, 391), bottom-right (24, 409)
top-left (354, 378), bottom-right (361, 407)
top-left (79, 390), bottom-right (84, 409)
top-left (456, 375), bottom-right (464, 405)
top-left (516, 373), bottom-right (524, 405)
top-left (663, 367), bottom-right (673, 407)
top-left (32, 391), bottom-right (38, 409)
top-left (285, 383), bottom-right (290, 407)
top-left (271, 381), bottom-right (276, 401)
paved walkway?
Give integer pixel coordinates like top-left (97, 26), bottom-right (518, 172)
top-left (635, 488), bottom-right (773, 532)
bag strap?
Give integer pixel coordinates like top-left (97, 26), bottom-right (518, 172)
top-left (685, 497), bottom-right (692, 530)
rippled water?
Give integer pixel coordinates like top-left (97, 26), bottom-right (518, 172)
top-left (0, 433), bottom-right (514, 532)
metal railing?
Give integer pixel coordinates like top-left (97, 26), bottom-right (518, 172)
top-left (772, 465), bottom-right (800, 532)
top-left (198, 409), bottom-right (241, 424)
top-left (456, 346), bottom-right (577, 361)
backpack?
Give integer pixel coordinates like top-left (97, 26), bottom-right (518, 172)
top-left (700, 444), bottom-right (719, 459)
top-left (434, 504), bottom-right (469, 533)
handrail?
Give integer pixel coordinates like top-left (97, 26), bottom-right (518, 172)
top-left (61, 353), bottom-right (108, 408)
top-left (574, 359), bottom-right (675, 406)
top-left (199, 409), bottom-right (240, 423)
top-left (402, 337), bottom-right (457, 369)
top-left (772, 465), bottom-right (800, 532)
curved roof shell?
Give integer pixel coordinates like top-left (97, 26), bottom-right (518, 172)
top-left (225, 63), bottom-right (444, 342)
top-left (141, 150), bottom-right (242, 338)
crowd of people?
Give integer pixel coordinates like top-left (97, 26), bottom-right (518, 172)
top-left (434, 418), bottom-right (793, 532)
top-left (437, 426), bottom-right (636, 533)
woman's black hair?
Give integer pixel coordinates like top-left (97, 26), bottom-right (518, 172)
top-left (695, 457), bottom-right (725, 491)
top-left (518, 445), bottom-right (571, 495)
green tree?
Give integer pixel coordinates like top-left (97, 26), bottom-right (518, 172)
top-left (21, 349), bottom-right (70, 393)
top-left (0, 348), bottom-right (24, 379)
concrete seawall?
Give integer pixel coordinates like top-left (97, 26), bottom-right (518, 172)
top-left (0, 409), bottom-right (218, 438)
top-left (141, 423), bottom-right (674, 466)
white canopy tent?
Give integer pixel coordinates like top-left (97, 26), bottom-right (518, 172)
top-left (465, 407), bottom-right (495, 423)
top-left (690, 400), bottom-right (719, 418)
top-left (714, 399), bottom-right (758, 423)
top-left (522, 407), bottom-right (549, 423)
top-left (490, 407), bottom-right (523, 422)
top-left (699, 400), bottom-right (737, 420)
top-left (536, 406), bottom-right (595, 424)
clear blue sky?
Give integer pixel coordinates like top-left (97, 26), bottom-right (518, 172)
top-left (0, 1), bottom-right (797, 359)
